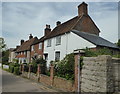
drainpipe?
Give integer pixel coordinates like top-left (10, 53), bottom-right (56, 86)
top-left (65, 33), bottom-right (68, 55)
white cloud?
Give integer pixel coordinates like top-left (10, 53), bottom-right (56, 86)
top-left (2, 2), bottom-right (119, 48)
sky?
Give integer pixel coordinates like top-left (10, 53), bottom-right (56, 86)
top-left (1, 1), bottom-right (120, 48)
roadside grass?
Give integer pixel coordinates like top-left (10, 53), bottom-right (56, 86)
top-left (2, 68), bottom-right (10, 72)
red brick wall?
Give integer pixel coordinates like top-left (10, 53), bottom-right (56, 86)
top-left (73, 15), bottom-right (100, 36)
top-left (30, 42), bottom-right (44, 62)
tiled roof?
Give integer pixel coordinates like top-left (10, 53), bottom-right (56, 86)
top-left (72, 30), bottom-right (119, 49)
top-left (16, 37), bottom-right (38, 52)
top-left (16, 54), bottom-right (26, 58)
top-left (44, 16), bottom-right (81, 39)
top-left (32, 36), bottom-right (45, 45)
top-left (44, 14), bottom-right (101, 40)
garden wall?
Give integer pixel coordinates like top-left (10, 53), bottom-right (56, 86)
top-left (53, 76), bottom-right (74, 91)
top-left (39, 74), bottom-right (51, 86)
top-left (21, 65), bottom-right (74, 92)
top-left (112, 58), bottom-right (120, 92)
top-left (81, 55), bottom-right (120, 93)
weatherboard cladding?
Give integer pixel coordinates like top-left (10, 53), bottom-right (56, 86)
top-left (71, 30), bottom-right (119, 49)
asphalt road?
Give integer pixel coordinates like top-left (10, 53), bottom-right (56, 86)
top-left (2, 68), bottom-right (58, 92)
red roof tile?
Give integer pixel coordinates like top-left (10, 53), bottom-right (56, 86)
top-left (16, 37), bottom-right (38, 52)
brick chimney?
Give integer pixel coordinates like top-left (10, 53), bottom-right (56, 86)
top-left (56, 21), bottom-right (61, 26)
top-left (20, 39), bottom-right (24, 45)
top-left (44, 24), bottom-right (51, 36)
top-left (29, 34), bottom-right (33, 40)
top-left (16, 45), bottom-right (20, 49)
top-left (78, 2), bottom-right (88, 16)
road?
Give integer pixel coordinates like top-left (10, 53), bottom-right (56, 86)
top-left (2, 68), bottom-right (58, 92)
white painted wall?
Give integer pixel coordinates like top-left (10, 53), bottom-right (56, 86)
top-left (9, 51), bottom-right (15, 62)
top-left (44, 32), bottom-right (96, 67)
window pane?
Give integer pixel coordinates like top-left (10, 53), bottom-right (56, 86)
top-left (56, 36), bottom-right (61, 45)
top-left (47, 39), bottom-right (51, 47)
top-left (39, 43), bottom-right (42, 49)
top-left (55, 51), bottom-right (60, 61)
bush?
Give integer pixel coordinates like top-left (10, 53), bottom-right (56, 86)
top-left (54, 53), bottom-right (75, 80)
top-left (24, 64), bottom-right (29, 72)
top-left (32, 58), bottom-right (47, 74)
top-left (83, 47), bottom-right (113, 57)
top-left (32, 63), bottom-right (38, 73)
top-left (9, 65), bottom-right (14, 73)
top-left (14, 67), bottom-right (20, 75)
top-left (9, 63), bottom-right (20, 74)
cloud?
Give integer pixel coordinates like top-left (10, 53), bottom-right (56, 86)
top-left (2, 2), bottom-right (118, 48)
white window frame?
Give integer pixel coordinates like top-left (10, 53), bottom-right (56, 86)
top-left (47, 39), bottom-right (52, 47)
top-left (56, 36), bottom-right (61, 46)
top-left (39, 43), bottom-right (42, 49)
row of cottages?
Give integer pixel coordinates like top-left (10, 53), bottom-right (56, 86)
top-left (9, 2), bottom-right (119, 66)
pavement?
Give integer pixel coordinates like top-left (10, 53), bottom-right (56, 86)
top-left (1, 68), bottom-right (59, 92)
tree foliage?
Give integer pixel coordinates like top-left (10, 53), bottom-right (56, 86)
top-left (0, 38), bottom-right (6, 51)
top-left (117, 39), bottom-right (120, 47)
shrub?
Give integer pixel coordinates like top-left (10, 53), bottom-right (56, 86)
top-left (24, 64), bottom-right (29, 72)
top-left (83, 47), bottom-right (113, 57)
top-left (32, 58), bottom-right (47, 74)
top-left (9, 65), bottom-right (14, 73)
top-left (13, 59), bottom-right (19, 63)
top-left (54, 53), bottom-right (75, 80)
top-left (14, 67), bottom-right (20, 75)
top-left (32, 63), bottom-right (37, 73)
top-left (9, 63), bottom-right (20, 74)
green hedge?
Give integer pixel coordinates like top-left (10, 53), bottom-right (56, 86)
top-left (9, 63), bottom-right (20, 75)
top-left (14, 67), bottom-right (20, 75)
top-left (9, 65), bottom-right (14, 73)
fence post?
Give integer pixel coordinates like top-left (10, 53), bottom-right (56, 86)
top-left (74, 50), bottom-right (85, 92)
top-left (50, 64), bottom-right (54, 86)
top-left (74, 53), bottom-right (79, 92)
top-left (20, 64), bottom-right (22, 73)
top-left (22, 64), bottom-right (24, 73)
top-left (37, 64), bottom-right (41, 81)
top-left (28, 64), bottom-right (32, 78)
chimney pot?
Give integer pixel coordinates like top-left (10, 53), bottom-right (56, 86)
top-left (46, 24), bottom-right (50, 29)
top-left (29, 34), bottom-right (33, 39)
top-left (16, 45), bottom-right (20, 49)
top-left (56, 21), bottom-right (61, 26)
top-left (78, 2), bottom-right (88, 16)
top-left (44, 24), bottom-right (51, 36)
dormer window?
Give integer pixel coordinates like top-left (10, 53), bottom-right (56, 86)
top-left (31, 45), bottom-right (34, 51)
top-left (39, 43), bottom-right (42, 49)
top-left (56, 36), bottom-right (61, 46)
top-left (47, 39), bottom-right (52, 47)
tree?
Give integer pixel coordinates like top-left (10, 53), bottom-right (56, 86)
top-left (0, 38), bottom-right (8, 64)
top-left (0, 37), bottom-right (6, 52)
top-left (117, 39), bottom-right (120, 47)
top-left (2, 50), bottom-right (9, 64)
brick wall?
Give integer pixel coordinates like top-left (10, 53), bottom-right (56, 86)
top-left (53, 76), bottom-right (74, 91)
top-left (30, 42), bottom-right (44, 62)
top-left (21, 64), bottom-right (74, 92)
top-left (39, 74), bottom-right (51, 86)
